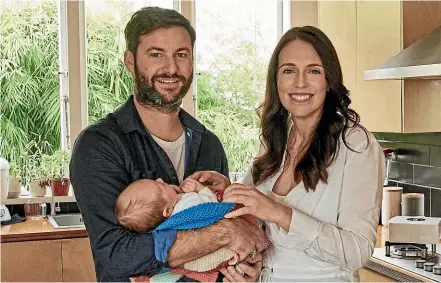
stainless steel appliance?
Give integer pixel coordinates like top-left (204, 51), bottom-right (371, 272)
top-left (372, 216), bottom-right (441, 281)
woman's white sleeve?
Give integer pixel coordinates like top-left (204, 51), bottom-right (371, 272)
top-left (284, 138), bottom-right (385, 270)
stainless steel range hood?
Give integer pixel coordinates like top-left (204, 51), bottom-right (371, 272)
top-left (364, 25), bottom-right (441, 80)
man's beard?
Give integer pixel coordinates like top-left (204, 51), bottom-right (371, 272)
top-left (134, 67), bottom-right (193, 114)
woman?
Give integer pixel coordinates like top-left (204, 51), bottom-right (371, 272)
top-left (192, 26), bottom-right (384, 282)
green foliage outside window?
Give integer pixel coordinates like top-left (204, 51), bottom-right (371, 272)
top-left (1, 1), bottom-right (263, 173)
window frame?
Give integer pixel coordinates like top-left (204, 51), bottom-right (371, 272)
top-left (58, 0), bottom-right (70, 150)
top-left (187, 0), bottom-right (289, 118)
top-left (66, 0), bottom-right (293, 139)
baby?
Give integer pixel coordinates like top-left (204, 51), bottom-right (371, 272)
top-left (116, 177), bottom-right (270, 282)
top-left (115, 177), bottom-right (219, 233)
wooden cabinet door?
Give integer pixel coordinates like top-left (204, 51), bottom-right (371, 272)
top-left (355, 1), bottom-right (402, 133)
top-left (1, 240), bottom-right (62, 282)
top-left (402, 1), bottom-right (441, 133)
top-left (61, 238), bottom-right (96, 282)
top-left (318, 1), bottom-right (357, 100)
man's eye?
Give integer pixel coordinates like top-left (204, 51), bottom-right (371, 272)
top-left (176, 52), bottom-right (188, 58)
top-left (150, 53), bottom-right (162, 58)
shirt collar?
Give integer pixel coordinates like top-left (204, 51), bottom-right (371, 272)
top-left (115, 95), bottom-right (206, 134)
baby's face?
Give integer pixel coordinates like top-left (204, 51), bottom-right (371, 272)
top-left (154, 179), bottom-right (179, 208)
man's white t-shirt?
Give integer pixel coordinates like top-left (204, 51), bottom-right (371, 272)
top-left (152, 131), bottom-right (218, 215)
top-left (152, 132), bottom-right (186, 183)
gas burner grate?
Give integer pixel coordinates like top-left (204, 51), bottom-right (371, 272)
top-left (391, 244), bottom-right (438, 260)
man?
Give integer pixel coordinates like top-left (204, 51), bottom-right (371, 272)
top-left (70, 7), bottom-right (265, 282)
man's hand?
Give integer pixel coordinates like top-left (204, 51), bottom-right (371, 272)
top-left (190, 171), bottom-right (230, 191)
top-left (167, 218), bottom-right (267, 267)
top-left (225, 217), bottom-right (267, 262)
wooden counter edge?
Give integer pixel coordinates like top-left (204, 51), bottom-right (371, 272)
top-left (1, 229), bottom-right (88, 243)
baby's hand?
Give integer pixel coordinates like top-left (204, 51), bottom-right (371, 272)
top-left (181, 177), bottom-right (204, 193)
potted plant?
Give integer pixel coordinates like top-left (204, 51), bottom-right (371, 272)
top-left (21, 152), bottom-right (49, 197)
top-left (42, 150), bottom-right (71, 196)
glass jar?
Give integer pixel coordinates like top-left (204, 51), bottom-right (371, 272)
top-left (24, 200), bottom-right (46, 219)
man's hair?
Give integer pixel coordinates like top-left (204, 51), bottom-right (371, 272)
top-left (115, 182), bottom-right (167, 233)
top-left (124, 6), bottom-right (196, 56)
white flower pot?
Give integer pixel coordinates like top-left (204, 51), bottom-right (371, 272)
top-left (8, 178), bottom-right (21, 198)
top-left (29, 180), bottom-right (47, 197)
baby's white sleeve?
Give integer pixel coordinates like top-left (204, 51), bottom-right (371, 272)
top-left (172, 188), bottom-right (218, 215)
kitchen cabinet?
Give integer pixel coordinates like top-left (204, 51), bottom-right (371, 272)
top-left (355, 1), bottom-right (403, 133)
top-left (62, 238), bottom-right (96, 282)
top-left (316, 1), bottom-right (441, 133)
top-left (359, 268), bottom-right (398, 282)
top-left (1, 240), bottom-right (63, 282)
top-left (1, 237), bottom-right (95, 282)
top-left (318, 1), bottom-right (357, 103)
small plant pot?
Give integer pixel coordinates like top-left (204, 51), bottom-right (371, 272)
top-left (8, 178), bottom-right (22, 198)
top-left (51, 179), bottom-right (70, 196)
top-left (29, 180), bottom-right (47, 197)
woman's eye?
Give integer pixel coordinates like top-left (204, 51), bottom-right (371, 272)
top-left (309, 69), bottom-right (321, 74)
top-left (283, 69), bottom-right (295, 74)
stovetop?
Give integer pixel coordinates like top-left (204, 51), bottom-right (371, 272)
top-left (391, 244), bottom-right (438, 260)
top-left (372, 246), bottom-right (441, 282)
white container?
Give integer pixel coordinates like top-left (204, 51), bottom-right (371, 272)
top-left (402, 193), bottom-right (425, 216)
top-left (8, 178), bottom-right (21, 198)
top-left (389, 216), bottom-right (441, 244)
top-left (0, 157), bottom-right (10, 204)
top-left (381, 186), bottom-right (403, 226)
top-left (0, 157), bottom-right (11, 222)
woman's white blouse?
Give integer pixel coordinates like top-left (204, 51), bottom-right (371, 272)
top-left (243, 127), bottom-right (385, 282)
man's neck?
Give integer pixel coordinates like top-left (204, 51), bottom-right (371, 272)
top-left (134, 97), bottom-right (184, 142)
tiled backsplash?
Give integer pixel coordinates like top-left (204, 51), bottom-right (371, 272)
top-left (374, 132), bottom-right (441, 217)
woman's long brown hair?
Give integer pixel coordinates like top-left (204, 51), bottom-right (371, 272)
top-left (252, 26), bottom-right (369, 191)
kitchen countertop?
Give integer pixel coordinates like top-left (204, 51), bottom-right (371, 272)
top-left (0, 220), bottom-right (388, 243)
top-left (1, 218), bottom-right (87, 243)
top-left (375, 225), bottom-right (389, 248)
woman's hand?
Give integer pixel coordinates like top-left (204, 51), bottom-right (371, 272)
top-left (223, 184), bottom-right (292, 231)
top-left (189, 170), bottom-right (230, 191)
top-left (220, 252), bottom-right (263, 282)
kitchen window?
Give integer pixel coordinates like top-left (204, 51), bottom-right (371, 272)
top-left (194, 0), bottom-right (290, 173)
top-left (0, 0), bottom-right (67, 166)
top-left (84, 0), bottom-right (175, 125)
